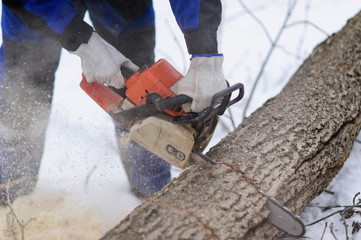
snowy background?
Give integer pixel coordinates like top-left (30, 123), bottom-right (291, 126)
top-left (1, 0), bottom-right (361, 239)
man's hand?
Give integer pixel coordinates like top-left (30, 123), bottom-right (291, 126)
top-left (70, 32), bottom-right (139, 89)
top-left (176, 54), bottom-right (227, 112)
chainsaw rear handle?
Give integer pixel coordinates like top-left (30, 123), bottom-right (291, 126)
top-left (79, 63), bottom-right (142, 113)
top-left (79, 66), bottom-right (138, 113)
top-left (80, 74), bottom-right (124, 113)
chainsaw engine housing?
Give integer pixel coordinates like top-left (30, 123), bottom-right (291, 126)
top-left (129, 115), bottom-right (196, 169)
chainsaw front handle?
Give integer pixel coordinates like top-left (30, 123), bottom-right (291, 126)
top-left (174, 82), bottom-right (245, 124)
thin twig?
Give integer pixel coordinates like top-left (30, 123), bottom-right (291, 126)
top-left (242, 0), bottom-right (298, 118)
top-left (226, 107), bottom-right (236, 130)
top-left (6, 212), bottom-right (18, 240)
top-left (6, 183), bottom-right (22, 240)
top-left (353, 192), bottom-right (360, 206)
top-left (320, 222), bottom-right (327, 240)
top-left (295, 0), bottom-right (310, 61)
top-left (324, 189), bottom-right (335, 195)
top-left (340, 212), bottom-right (349, 240)
top-left (238, 0), bottom-right (273, 44)
top-left (317, 205), bottom-right (361, 211)
top-left (225, 50), bottom-right (249, 80)
top-left (286, 20), bottom-right (329, 37)
top-left (306, 209), bottom-right (345, 226)
top-left (227, 0), bottom-right (278, 22)
top-left (276, 45), bottom-right (301, 59)
top-left (330, 222), bottom-right (338, 240)
top-left (5, 182), bottom-right (36, 240)
top-left (218, 116), bottom-right (232, 133)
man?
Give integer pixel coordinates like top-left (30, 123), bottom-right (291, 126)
top-left (0, 0), bottom-right (227, 201)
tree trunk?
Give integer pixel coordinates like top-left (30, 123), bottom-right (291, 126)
top-left (101, 11), bottom-right (361, 240)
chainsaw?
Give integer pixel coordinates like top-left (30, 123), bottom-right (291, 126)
top-left (80, 59), bottom-right (243, 169)
top-left (80, 58), bottom-right (305, 237)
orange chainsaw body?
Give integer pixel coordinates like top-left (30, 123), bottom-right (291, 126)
top-left (80, 59), bottom-right (185, 116)
top-left (125, 59), bottom-right (184, 116)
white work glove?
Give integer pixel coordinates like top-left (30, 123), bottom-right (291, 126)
top-left (176, 54), bottom-right (227, 112)
top-left (70, 32), bottom-right (139, 88)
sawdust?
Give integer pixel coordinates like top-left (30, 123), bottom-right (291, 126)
top-left (0, 189), bottom-right (104, 240)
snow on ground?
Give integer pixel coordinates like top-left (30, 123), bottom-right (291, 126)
top-left (300, 142), bottom-right (361, 239)
top-left (1, 0), bottom-right (361, 239)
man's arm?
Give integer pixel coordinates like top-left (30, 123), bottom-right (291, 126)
top-left (2, 0), bottom-right (92, 51)
top-left (2, 0), bottom-right (138, 88)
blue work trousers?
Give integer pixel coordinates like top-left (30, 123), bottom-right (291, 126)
top-left (0, 1), bottom-right (170, 201)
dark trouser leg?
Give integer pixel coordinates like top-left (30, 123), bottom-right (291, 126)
top-left (114, 128), bottom-right (171, 198)
top-left (0, 38), bottom-right (61, 201)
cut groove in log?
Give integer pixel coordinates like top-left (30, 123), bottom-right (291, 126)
top-left (100, 11), bottom-right (361, 240)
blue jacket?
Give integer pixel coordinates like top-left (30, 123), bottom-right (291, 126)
top-left (2, 0), bottom-right (222, 54)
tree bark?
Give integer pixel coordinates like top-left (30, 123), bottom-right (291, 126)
top-left (101, 11), bottom-right (361, 240)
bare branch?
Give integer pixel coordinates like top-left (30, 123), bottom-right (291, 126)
top-left (295, 0), bottom-right (311, 60)
top-left (306, 209), bottom-right (345, 226)
top-left (276, 45), bottom-right (301, 59)
top-left (353, 192), bottom-right (360, 206)
top-left (5, 182), bottom-right (36, 240)
top-left (340, 212), bottom-right (349, 240)
top-left (224, 107), bottom-right (236, 130)
top-left (330, 222), bottom-right (338, 240)
top-left (286, 20), bottom-right (329, 37)
top-left (320, 222), bottom-right (328, 240)
top-left (6, 212), bottom-right (18, 240)
top-left (238, 0), bottom-right (273, 44)
top-left (242, 0), bottom-right (298, 118)
top-left (226, 0), bottom-right (278, 22)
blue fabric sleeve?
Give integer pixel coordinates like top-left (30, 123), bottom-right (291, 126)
top-left (169, 0), bottom-right (222, 55)
top-left (22, 0), bottom-right (78, 35)
top-left (169, 0), bottom-right (200, 31)
top-left (2, 0), bottom-right (93, 51)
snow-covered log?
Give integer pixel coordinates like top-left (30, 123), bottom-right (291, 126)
top-left (100, 11), bottom-right (361, 240)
